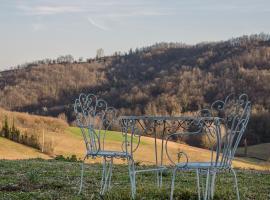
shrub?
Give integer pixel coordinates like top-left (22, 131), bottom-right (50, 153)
top-left (0, 116), bottom-right (42, 152)
top-left (1, 116), bottom-right (10, 138)
top-left (54, 154), bottom-right (80, 162)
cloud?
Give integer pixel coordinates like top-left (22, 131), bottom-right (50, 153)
top-left (16, 1), bottom-right (173, 32)
top-left (16, 1), bottom-right (171, 17)
top-left (17, 5), bottom-right (84, 15)
top-left (105, 10), bottom-right (169, 18)
top-left (87, 17), bottom-right (109, 31)
top-left (32, 23), bottom-right (46, 31)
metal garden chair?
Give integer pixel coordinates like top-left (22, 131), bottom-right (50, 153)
top-left (74, 93), bottom-right (133, 196)
top-left (168, 94), bottom-right (251, 200)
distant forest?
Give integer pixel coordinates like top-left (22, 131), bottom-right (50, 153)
top-left (0, 34), bottom-right (269, 146)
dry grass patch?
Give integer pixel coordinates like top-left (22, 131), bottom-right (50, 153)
top-left (0, 137), bottom-right (50, 159)
top-left (0, 108), bottom-right (68, 132)
top-left (56, 127), bottom-right (270, 170)
top-left (0, 108), bottom-right (68, 155)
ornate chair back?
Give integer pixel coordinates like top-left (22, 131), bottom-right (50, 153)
top-left (210, 94), bottom-right (251, 168)
top-left (74, 93), bottom-right (117, 154)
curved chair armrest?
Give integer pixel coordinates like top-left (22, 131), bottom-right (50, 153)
top-left (120, 122), bottom-right (142, 155)
top-left (165, 130), bottom-right (202, 167)
top-left (165, 127), bottom-right (219, 168)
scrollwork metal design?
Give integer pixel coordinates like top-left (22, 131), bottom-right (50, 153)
top-left (120, 119), bottom-right (142, 155)
top-left (74, 93), bottom-right (137, 197)
top-left (74, 93), bottom-right (118, 156)
top-left (165, 117), bottom-right (216, 167)
top-left (169, 94), bottom-right (251, 200)
top-left (207, 94), bottom-right (251, 167)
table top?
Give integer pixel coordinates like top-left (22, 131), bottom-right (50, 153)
top-left (119, 115), bottom-right (220, 121)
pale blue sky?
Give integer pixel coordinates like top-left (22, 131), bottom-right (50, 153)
top-left (1, 0), bottom-right (270, 70)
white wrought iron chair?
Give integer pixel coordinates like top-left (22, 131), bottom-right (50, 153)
top-left (74, 93), bottom-right (134, 196)
top-left (167, 94), bottom-right (251, 200)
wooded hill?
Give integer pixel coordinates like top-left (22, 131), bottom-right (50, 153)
top-left (0, 34), bottom-right (269, 145)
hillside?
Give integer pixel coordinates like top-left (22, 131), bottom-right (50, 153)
top-left (1, 126), bottom-right (268, 170)
top-left (0, 108), bottom-right (68, 132)
top-left (0, 108), bottom-right (68, 155)
top-left (237, 143), bottom-right (270, 161)
top-left (0, 34), bottom-right (270, 146)
top-left (0, 137), bottom-right (49, 159)
top-left (60, 127), bottom-right (270, 170)
top-left (0, 108), bottom-right (268, 170)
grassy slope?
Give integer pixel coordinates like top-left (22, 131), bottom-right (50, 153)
top-left (237, 143), bottom-right (270, 161)
top-left (0, 107), bottom-right (268, 170)
top-left (0, 108), bottom-right (68, 133)
top-left (0, 107), bottom-right (67, 159)
top-left (0, 159), bottom-right (269, 199)
top-left (52, 127), bottom-right (270, 171)
top-left (0, 137), bottom-right (50, 160)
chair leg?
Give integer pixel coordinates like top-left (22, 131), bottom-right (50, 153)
top-left (196, 169), bottom-right (201, 200)
top-left (204, 169), bottom-right (210, 200)
top-left (100, 157), bottom-right (114, 195)
top-left (231, 168), bottom-right (240, 200)
top-left (78, 155), bottom-right (87, 194)
top-left (170, 168), bottom-right (177, 200)
top-left (210, 171), bottom-right (216, 199)
top-left (159, 170), bottom-right (163, 188)
top-left (100, 157), bottom-right (106, 193)
top-left (196, 169), bottom-right (216, 200)
top-left (108, 158), bottom-right (113, 189)
top-left (128, 158), bottom-right (136, 199)
top-left (200, 172), bottom-right (206, 199)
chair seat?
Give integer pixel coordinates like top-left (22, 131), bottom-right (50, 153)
top-left (87, 150), bottom-right (131, 158)
top-left (176, 162), bottom-right (228, 169)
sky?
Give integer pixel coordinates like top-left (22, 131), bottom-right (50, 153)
top-left (1, 0), bottom-right (270, 70)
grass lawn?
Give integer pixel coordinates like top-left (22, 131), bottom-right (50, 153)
top-left (68, 127), bottom-right (143, 144)
top-left (0, 159), bottom-right (269, 200)
top-left (237, 143), bottom-right (270, 161)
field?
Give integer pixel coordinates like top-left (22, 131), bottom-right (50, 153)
top-left (51, 127), bottom-right (270, 171)
top-left (0, 159), bottom-right (269, 199)
top-left (0, 108), bottom-right (269, 170)
top-left (0, 110), bottom-right (269, 199)
top-left (0, 124), bottom-right (269, 170)
top-left (237, 143), bottom-right (270, 161)
top-left (0, 137), bottom-right (50, 160)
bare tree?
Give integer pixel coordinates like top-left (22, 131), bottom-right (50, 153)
top-left (96, 48), bottom-right (104, 59)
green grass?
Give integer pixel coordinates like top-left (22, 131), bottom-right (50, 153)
top-left (237, 143), bottom-right (270, 161)
top-left (0, 159), bottom-right (269, 199)
top-left (68, 127), bottom-right (146, 145)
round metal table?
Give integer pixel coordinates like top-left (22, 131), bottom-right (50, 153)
top-left (119, 115), bottom-right (221, 187)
